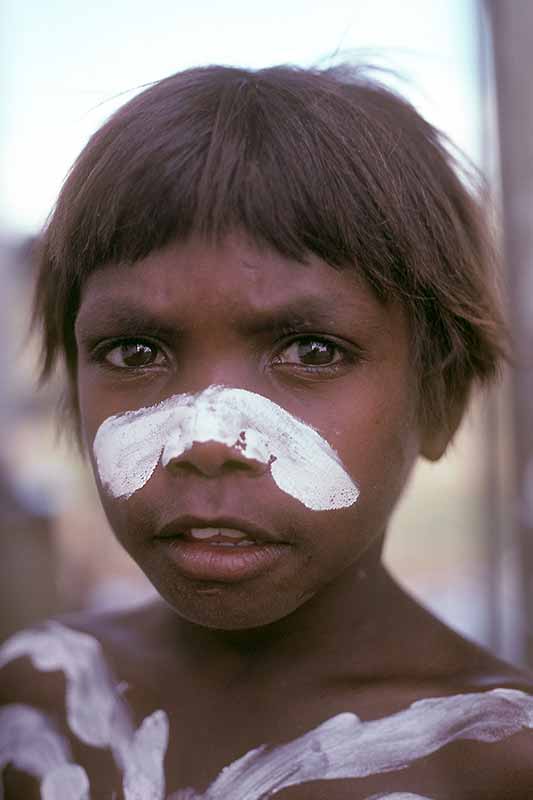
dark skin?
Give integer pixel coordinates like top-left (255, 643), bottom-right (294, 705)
top-left (2, 233), bottom-right (533, 798)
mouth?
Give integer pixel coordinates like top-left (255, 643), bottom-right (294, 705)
top-left (156, 514), bottom-right (280, 545)
top-left (182, 527), bottom-right (261, 547)
top-left (154, 515), bottom-right (289, 582)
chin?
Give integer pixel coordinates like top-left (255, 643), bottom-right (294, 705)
top-left (158, 583), bottom-right (310, 632)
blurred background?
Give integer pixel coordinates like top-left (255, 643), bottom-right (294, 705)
top-left (1, 0), bottom-right (532, 666)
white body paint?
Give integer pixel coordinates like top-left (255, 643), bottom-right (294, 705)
top-left (42, 765), bottom-right (90, 800)
top-left (93, 385), bottom-right (359, 511)
top-left (0, 624), bottom-right (168, 800)
top-left (0, 704), bottom-right (76, 780)
top-left (367, 795), bottom-right (431, 800)
top-left (2, 624), bottom-right (533, 800)
top-left (0, 704), bottom-right (90, 799)
top-left (170, 686), bottom-right (533, 799)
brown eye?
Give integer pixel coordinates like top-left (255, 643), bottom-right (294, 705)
top-left (105, 341), bottom-right (165, 369)
top-left (278, 337), bottom-right (343, 367)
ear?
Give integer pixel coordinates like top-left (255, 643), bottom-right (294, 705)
top-left (419, 395), bottom-right (468, 462)
top-left (420, 426), bottom-right (454, 462)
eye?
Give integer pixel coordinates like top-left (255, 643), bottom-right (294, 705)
top-left (102, 340), bottom-right (167, 369)
top-left (275, 336), bottom-right (346, 369)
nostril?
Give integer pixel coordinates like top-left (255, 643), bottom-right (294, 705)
top-left (163, 439), bottom-right (270, 479)
top-left (234, 430), bottom-right (247, 453)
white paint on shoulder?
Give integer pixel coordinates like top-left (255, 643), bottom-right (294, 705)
top-left (0, 703), bottom-right (89, 799)
top-left (42, 764), bottom-right (90, 800)
top-left (0, 621), bottom-right (132, 749)
top-left (169, 688), bottom-right (533, 799)
top-left (0, 703), bottom-right (72, 778)
top-left (0, 623), bottom-right (169, 800)
top-left (93, 385), bottom-right (359, 511)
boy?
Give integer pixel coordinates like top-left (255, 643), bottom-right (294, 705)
top-left (1, 63), bottom-right (533, 799)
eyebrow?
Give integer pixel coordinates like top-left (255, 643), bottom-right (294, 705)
top-left (75, 300), bottom-right (184, 341)
top-left (75, 293), bottom-right (377, 342)
top-left (239, 300), bottom-right (358, 337)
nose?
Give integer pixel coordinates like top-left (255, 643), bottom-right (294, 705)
top-left (163, 439), bottom-right (270, 479)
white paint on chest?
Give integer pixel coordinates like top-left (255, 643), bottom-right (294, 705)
top-left (367, 795), bottom-right (432, 800)
top-left (93, 385), bottom-right (359, 511)
top-left (3, 623), bottom-right (533, 800)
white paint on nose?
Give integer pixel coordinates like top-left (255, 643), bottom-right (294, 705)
top-left (93, 385), bottom-right (359, 511)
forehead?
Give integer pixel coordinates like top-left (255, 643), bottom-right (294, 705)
top-left (77, 233), bottom-right (404, 339)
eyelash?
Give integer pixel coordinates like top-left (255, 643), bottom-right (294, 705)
top-left (89, 332), bottom-right (358, 376)
top-left (90, 337), bottom-right (169, 372)
top-left (272, 329), bottom-right (357, 375)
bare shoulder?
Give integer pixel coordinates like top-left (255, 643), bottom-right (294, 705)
top-left (422, 611), bottom-right (533, 794)
top-left (0, 621), bottom-right (82, 799)
top-left (55, 597), bottom-right (167, 655)
top-left (270, 683), bottom-right (533, 800)
top-left (0, 621), bottom-right (69, 712)
top-left (317, 596), bottom-right (533, 800)
top-left (383, 634), bottom-right (533, 799)
top-left (425, 679), bottom-right (533, 797)
top-left (440, 635), bottom-right (533, 798)
top-left (0, 607), bottom-right (167, 799)
top-left (0, 604), bottom-right (164, 743)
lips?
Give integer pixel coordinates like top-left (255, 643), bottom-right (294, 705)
top-left (154, 514), bottom-right (288, 582)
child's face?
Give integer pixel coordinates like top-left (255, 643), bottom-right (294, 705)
top-left (75, 233), bottom-right (431, 629)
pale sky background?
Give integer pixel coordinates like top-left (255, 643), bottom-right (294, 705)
top-left (1, 0), bottom-right (481, 235)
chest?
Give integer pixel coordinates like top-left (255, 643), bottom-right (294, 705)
top-left (29, 641), bottom-right (532, 800)
top-left (66, 681), bottom-right (479, 800)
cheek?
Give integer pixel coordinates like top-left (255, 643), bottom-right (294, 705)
top-left (333, 399), bottom-right (421, 518)
top-left (84, 424), bottom-right (155, 555)
top-left (96, 483), bottom-right (156, 559)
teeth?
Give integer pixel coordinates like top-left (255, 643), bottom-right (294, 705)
top-left (209, 540), bottom-right (255, 547)
top-left (188, 527), bottom-right (254, 543)
top-left (189, 527), bottom-right (246, 540)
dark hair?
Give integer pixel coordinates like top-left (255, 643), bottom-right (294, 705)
top-left (33, 63), bottom-right (507, 434)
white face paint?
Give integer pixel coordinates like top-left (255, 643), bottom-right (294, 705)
top-left (93, 385), bottom-right (359, 511)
